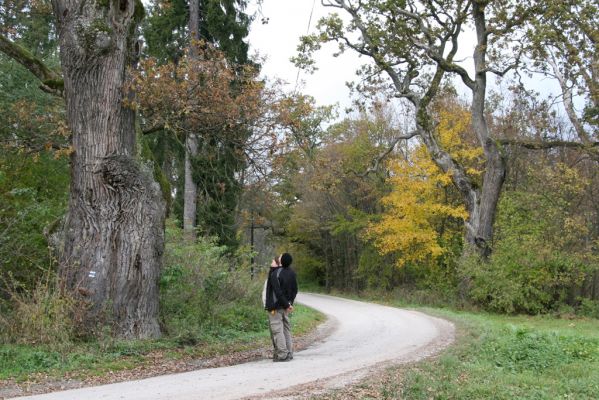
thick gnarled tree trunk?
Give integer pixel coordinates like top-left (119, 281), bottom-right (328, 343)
top-left (52, 0), bottom-right (165, 338)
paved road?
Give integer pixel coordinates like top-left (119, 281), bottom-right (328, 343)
top-left (14, 293), bottom-right (454, 400)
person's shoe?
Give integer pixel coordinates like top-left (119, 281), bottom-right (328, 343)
top-left (273, 353), bottom-right (292, 362)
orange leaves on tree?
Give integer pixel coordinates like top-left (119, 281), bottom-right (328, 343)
top-left (5, 99), bottom-right (69, 158)
top-left (128, 44), bottom-right (264, 140)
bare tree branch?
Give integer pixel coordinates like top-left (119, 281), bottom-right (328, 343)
top-left (339, 3), bottom-right (420, 104)
top-left (498, 138), bottom-right (599, 151)
top-left (142, 124), bottom-right (165, 135)
top-left (484, 45), bottom-right (524, 78)
top-left (352, 129), bottom-right (419, 177)
top-left (547, 51), bottom-right (592, 144)
top-left (414, 40), bottom-right (475, 89)
top-left (322, 0), bottom-right (343, 9)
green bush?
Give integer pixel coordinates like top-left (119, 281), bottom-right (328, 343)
top-left (159, 221), bottom-right (264, 342)
top-left (0, 151), bottom-right (68, 290)
top-left (578, 298), bottom-right (599, 319)
top-left (461, 249), bottom-right (588, 314)
top-left (461, 187), bottom-right (595, 315)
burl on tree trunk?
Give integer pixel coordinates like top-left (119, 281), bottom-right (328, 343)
top-left (52, 0), bottom-right (165, 338)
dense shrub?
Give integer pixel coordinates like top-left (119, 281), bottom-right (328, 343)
top-left (578, 298), bottom-right (599, 319)
top-left (0, 152), bottom-right (69, 291)
top-left (159, 221), bottom-right (264, 342)
top-left (461, 251), bottom-right (589, 314)
top-left (461, 181), bottom-right (597, 315)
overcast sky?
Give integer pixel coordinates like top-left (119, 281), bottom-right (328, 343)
top-left (246, 0), bottom-right (566, 118)
top-left (247, 0), bottom-right (364, 113)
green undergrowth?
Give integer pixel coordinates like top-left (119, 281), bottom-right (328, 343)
top-left (398, 309), bottom-right (599, 399)
top-left (0, 303), bottom-right (323, 382)
top-left (311, 289), bottom-right (599, 400)
top-left (0, 221), bottom-right (325, 383)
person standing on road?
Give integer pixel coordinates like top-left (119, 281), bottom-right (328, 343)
top-left (263, 255), bottom-right (281, 356)
top-left (265, 253), bottom-right (298, 362)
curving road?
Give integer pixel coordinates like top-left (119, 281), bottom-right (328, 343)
top-left (13, 293), bottom-right (454, 400)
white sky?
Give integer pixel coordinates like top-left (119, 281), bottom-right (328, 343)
top-left (247, 0), bottom-right (567, 118)
top-left (247, 0), bottom-right (364, 113)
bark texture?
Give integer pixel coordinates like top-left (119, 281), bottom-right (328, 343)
top-left (52, 0), bottom-right (165, 338)
top-left (467, 1), bottom-right (506, 257)
top-left (182, 0), bottom-right (200, 237)
top-left (183, 134), bottom-right (198, 234)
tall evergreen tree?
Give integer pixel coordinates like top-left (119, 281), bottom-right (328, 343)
top-left (142, 0), bottom-right (255, 248)
top-left (143, 0), bottom-right (251, 64)
top-left (0, 1), bottom-right (69, 293)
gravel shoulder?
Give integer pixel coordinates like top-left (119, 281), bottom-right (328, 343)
top-left (9, 293), bottom-right (454, 400)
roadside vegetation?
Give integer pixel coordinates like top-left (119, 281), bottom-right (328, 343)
top-left (310, 291), bottom-right (599, 400)
top-left (0, 302), bottom-right (322, 383)
top-left (0, 221), bottom-right (323, 383)
top-left (1, 0), bottom-right (598, 397)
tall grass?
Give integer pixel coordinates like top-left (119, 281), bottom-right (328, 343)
top-left (0, 272), bottom-right (85, 350)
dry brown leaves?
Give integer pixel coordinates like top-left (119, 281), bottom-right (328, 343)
top-left (0, 327), bottom-right (326, 398)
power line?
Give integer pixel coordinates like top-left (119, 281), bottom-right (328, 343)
top-left (294, 0), bottom-right (317, 93)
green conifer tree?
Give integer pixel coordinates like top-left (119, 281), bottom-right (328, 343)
top-left (142, 0), bottom-right (256, 248)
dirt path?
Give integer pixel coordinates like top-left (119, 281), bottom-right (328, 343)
top-left (11, 293), bottom-right (454, 400)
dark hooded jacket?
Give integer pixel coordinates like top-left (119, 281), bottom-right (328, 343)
top-left (264, 266), bottom-right (298, 311)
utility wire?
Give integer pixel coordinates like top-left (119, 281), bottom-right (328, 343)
top-left (294, 0), bottom-right (317, 93)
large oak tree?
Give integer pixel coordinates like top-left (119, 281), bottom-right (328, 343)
top-left (298, 0), bottom-right (598, 258)
top-left (1, 0), bottom-right (166, 338)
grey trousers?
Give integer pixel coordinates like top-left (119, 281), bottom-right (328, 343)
top-left (268, 309), bottom-right (293, 359)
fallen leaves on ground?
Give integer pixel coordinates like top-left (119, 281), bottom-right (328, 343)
top-left (0, 331), bottom-right (323, 398)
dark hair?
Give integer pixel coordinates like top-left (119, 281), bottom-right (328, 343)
top-left (281, 253), bottom-right (293, 268)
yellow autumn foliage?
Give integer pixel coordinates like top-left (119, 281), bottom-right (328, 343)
top-left (437, 108), bottom-right (483, 171)
top-left (367, 104), bottom-right (480, 267)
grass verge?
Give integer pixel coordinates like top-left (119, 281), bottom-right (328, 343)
top-left (312, 291), bottom-right (599, 400)
top-left (0, 303), bottom-right (324, 383)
